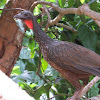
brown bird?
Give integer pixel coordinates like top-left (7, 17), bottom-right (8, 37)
top-left (14, 11), bottom-right (100, 100)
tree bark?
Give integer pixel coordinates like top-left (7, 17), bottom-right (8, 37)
top-left (0, 0), bottom-right (35, 76)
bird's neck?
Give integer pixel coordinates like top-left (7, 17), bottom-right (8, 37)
top-left (31, 17), bottom-right (54, 46)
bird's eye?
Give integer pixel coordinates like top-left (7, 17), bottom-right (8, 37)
top-left (24, 13), bottom-right (28, 16)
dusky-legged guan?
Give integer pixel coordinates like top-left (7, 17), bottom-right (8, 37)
top-left (14, 11), bottom-right (100, 100)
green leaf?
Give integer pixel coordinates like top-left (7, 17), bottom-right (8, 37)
top-left (80, 0), bottom-right (85, 4)
top-left (19, 47), bottom-right (31, 59)
top-left (18, 82), bottom-right (27, 89)
top-left (68, 0), bottom-right (74, 7)
top-left (34, 85), bottom-right (51, 100)
top-left (30, 52), bottom-right (35, 58)
top-left (28, 39), bottom-right (35, 52)
top-left (75, 0), bottom-right (82, 7)
top-left (22, 37), bottom-right (29, 46)
top-left (11, 66), bottom-right (21, 75)
top-left (44, 65), bottom-right (59, 80)
top-left (0, 0), bottom-right (6, 14)
top-left (15, 60), bottom-right (26, 73)
top-left (78, 24), bottom-right (97, 51)
top-left (58, 0), bottom-right (66, 8)
top-left (41, 59), bottom-right (48, 73)
top-left (29, 83), bottom-right (37, 88)
top-left (34, 54), bottom-right (39, 67)
top-left (80, 15), bottom-right (85, 22)
top-left (88, 83), bottom-right (99, 97)
top-left (28, 38), bottom-right (35, 58)
top-left (25, 61), bottom-right (36, 71)
top-left (90, 1), bottom-right (98, 12)
top-left (18, 71), bottom-right (35, 83)
top-left (45, 0), bottom-right (56, 3)
top-left (25, 29), bottom-right (33, 37)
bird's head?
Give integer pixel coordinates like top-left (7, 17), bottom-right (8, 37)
top-left (14, 10), bottom-right (34, 29)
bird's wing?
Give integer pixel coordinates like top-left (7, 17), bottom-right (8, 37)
top-left (47, 41), bottom-right (100, 76)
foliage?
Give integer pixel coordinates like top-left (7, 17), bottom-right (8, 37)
top-left (0, 0), bottom-right (6, 14)
top-left (1, 0), bottom-right (100, 99)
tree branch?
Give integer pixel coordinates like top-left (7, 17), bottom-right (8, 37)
top-left (0, 8), bottom-right (25, 11)
top-left (0, 70), bottom-right (35, 100)
top-left (56, 23), bottom-right (77, 33)
top-left (30, 1), bottom-right (63, 13)
top-left (43, 5), bottom-right (51, 21)
top-left (36, 48), bottom-right (41, 75)
top-left (80, 76), bottom-right (100, 98)
top-left (30, 1), bottom-right (100, 32)
top-left (42, 5), bottom-right (51, 32)
top-left (36, 48), bottom-right (48, 83)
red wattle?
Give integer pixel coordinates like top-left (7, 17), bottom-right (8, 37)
top-left (24, 20), bottom-right (33, 29)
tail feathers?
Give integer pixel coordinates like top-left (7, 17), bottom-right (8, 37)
top-left (75, 65), bottom-right (100, 77)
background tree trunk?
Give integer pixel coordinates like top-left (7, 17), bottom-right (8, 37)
top-left (0, 0), bottom-right (34, 76)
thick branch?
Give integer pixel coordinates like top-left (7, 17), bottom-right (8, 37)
top-left (30, 1), bottom-right (63, 13)
top-left (0, 0), bottom-right (34, 76)
top-left (0, 70), bottom-right (35, 100)
top-left (30, 1), bottom-right (100, 31)
top-left (50, 14), bottom-right (64, 25)
top-left (94, 20), bottom-right (100, 28)
top-left (30, 2), bottom-right (100, 21)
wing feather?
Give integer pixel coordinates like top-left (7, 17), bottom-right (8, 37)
top-left (47, 41), bottom-right (100, 76)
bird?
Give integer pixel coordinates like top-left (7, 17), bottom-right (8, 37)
top-left (14, 10), bottom-right (100, 100)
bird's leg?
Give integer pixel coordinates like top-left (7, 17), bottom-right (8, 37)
top-left (57, 68), bottom-right (92, 100)
top-left (79, 76), bottom-right (100, 98)
top-left (57, 68), bottom-right (83, 99)
top-left (58, 68), bottom-right (82, 90)
top-left (82, 77), bottom-right (89, 98)
top-left (70, 76), bottom-right (100, 100)
top-left (68, 78), bottom-right (89, 100)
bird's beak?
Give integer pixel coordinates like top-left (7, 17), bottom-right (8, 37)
top-left (13, 13), bottom-right (24, 20)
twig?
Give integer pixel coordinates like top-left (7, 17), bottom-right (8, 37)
top-left (36, 48), bottom-right (41, 75)
top-left (87, 0), bottom-right (96, 5)
top-left (0, 8), bottom-right (25, 11)
top-left (42, 5), bottom-right (51, 31)
top-left (80, 76), bottom-right (100, 98)
top-left (43, 5), bottom-right (51, 21)
top-left (56, 23), bottom-right (77, 33)
top-left (30, 1), bottom-right (63, 13)
top-left (36, 48), bottom-right (48, 83)
top-left (45, 23), bottom-right (49, 32)
top-left (51, 14), bottom-right (64, 26)
top-left (39, 20), bottom-right (47, 26)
